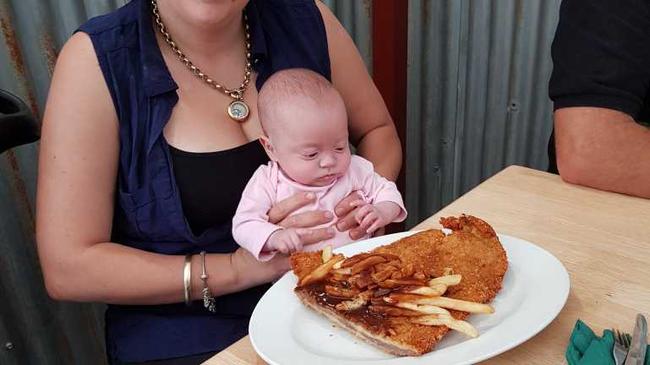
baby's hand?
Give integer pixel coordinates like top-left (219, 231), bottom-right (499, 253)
top-left (265, 228), bottom-right (306, 255)
top-left (351, 200), bottom-right (401, 235)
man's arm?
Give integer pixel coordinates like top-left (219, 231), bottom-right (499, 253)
top-left (554, 107), bottom-right (650, 198)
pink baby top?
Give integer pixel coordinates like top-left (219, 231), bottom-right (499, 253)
top-left (232, 155), bottom-right (407, 261)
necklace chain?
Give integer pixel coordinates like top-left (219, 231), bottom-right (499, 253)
top-left (151, 0), bottom-right (252, 101)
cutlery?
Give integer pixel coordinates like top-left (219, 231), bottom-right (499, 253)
top-left (613, 329), bottom-right (631, 365)
top-left (624, 314), bottom-right (647, 365)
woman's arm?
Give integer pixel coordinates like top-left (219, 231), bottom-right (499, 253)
top-left (36, 32), bottom-right (286, 305)
top-left (315, 1), bottom-right (402, 181)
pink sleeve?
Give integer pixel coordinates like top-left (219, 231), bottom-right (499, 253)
top-left (350, 156), bottom-right (407, 222)
top-left (232, 165), bottom-right (282, 261)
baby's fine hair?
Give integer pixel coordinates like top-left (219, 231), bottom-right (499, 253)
top-left (258, 68), bottom-right (335, 130)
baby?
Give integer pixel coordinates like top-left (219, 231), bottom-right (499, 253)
top-left (232, 68), bottom-right (406, 261)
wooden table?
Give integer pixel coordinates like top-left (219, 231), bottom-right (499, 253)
top-left (206, 165), bottom-right (650, 365)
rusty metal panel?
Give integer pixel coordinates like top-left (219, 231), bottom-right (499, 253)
top-left (406, 0), bottom-right (561, 226)
top-left (1, 0), bottom-right (121, 363)
top-left (0, 1), bottom-right (371, 364)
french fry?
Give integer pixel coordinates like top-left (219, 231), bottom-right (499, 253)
top-left (428, 274), bottom-right (462, 286)
top-left (378, 278), bottom-right (426, 288)
top-left (335, 291), bottom-right (371, 311)
top-left (368, 305), bottom-right (423, 317)
top-left (321, 246), bottom-right (333, 263)
top-left (412, 296), bottom-right (494, 314)
top-left (376, 253), bottom-right (401, 262)
top-left (394, 302), bottom-right (450, 316)
top-left (351, 271), bottom-right (374, 289)
top-left (429, 283), bottom-right (448, 295)
top-left (332, 260), bottom-right (343, 270)
top-left (330, 272), bottom-right (349, 282)
top-left (325, 285), bottom-right (359, 298)
top-left (332, 267), bottom-right (352, 275)
top-left (373, 288), bottom-right (392, 297)
top-left (371, 266), bottom-right (397, 283)
top-left (385, 260), bottom-right (402, 269)
top-left (411, 315), bottom-right (478, 338)
top-left (383, 293), bottom-right (425, 304)
top-left (350, 256), bottom-right (387, 274)
top-left (298, 254), bottom-right (345, 286)
top-left (340, 253), bottom-right (373, 268)
top-left (403, 284), bottom-right (446, 296)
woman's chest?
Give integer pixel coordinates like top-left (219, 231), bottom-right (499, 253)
top-left (163, 72), bottom-right (263, 151)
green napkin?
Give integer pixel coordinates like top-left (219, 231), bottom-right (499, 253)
top-left (566, 319), bottom-right (650, 365)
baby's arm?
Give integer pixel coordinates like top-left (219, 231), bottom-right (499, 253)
top-left (351, 200), bottom-right (402, 235)
top-left (350, 156), bottom-right (407, 234)
top-left (232, 167), bottom-right (285, 261)
top-left (265, 228), bottom-right (310, 255)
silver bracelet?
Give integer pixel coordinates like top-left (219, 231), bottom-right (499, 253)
top-left (183, 254), bottom-right (192, 306)
top-left (200, 251), bottom-right (216, 312)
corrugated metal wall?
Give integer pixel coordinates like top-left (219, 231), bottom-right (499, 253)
top-left (0, 1), bottom-right (369, 364)
top-left (405, 0), bottom-right (561, 226)
top-left (0, 0), bottom-right (128, 364)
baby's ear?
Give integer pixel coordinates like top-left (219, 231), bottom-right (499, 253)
top-left (259, 135), bottom-right (277, 161)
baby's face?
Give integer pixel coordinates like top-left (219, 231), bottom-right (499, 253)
top-left (265, 94), bottom-right (351, 187)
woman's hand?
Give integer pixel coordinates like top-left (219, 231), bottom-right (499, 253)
top-left (267, 192), bottom-right (336, 246)
top-left (229, 248), bottom-right (290, 290)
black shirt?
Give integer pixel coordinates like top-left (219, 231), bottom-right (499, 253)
top-left (547, 0), bottom-right (650, 172)
top-left (169, 140), bottom-right (269, 236)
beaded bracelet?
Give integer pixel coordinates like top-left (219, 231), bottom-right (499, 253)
top-left (200, 251), bottom-right (216, 312)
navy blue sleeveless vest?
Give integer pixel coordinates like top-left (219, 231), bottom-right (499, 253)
top-left (77, 0), bottom-right (330, 361)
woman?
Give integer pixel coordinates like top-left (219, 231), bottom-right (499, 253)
top-left (36, 0), bottom-right (402, 363)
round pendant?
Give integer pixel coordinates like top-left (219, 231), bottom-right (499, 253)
top-left (227, 100), bottom-right (250, 122)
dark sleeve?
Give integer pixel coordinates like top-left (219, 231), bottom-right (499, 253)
top-left (548, 0), bottom-right (650, 119)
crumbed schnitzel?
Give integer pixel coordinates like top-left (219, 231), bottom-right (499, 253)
top-left (290, 214), bottom-right (508, 356)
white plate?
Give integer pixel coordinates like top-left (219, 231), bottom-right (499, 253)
top-left (249, 231), bottom-right (570, 365)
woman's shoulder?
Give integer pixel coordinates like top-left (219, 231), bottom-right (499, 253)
top-left (250, 0), bottom-right (323, 33)
top-left (77, 0), bottom-right (139, 36)
top-left (249, 0), bottom-right (331, 86)
top-left (252, 0), bottom-right (318, 13)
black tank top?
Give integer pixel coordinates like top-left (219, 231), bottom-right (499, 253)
top-left (168, 140), bottom-right (269, 236)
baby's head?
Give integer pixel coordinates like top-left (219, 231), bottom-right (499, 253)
top-left (258, 68), bottom-right (350, 187)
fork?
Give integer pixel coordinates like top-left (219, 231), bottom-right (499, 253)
top-left (613, 329), bottom-right (632, 365)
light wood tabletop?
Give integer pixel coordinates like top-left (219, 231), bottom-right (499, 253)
top-left (206, 165), bottom-right (650, 365)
